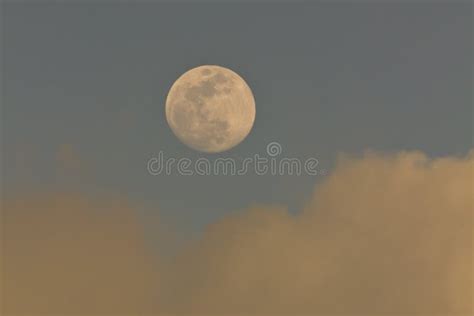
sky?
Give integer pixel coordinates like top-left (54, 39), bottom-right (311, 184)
top-left (1, 1), bottom-right (473, 315)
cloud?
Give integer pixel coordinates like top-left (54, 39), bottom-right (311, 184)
top-left (2, 193), bottom-right (160, 315)
top-left (2, 150), bottom-right (473, 315)
top-left (159, 150), bottom-right (473, 314)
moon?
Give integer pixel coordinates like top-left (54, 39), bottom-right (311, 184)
top-left (165, 65), bottom-right (256, 153)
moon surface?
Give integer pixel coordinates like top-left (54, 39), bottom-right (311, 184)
top-left (165, 65), bottom-right (256, 153)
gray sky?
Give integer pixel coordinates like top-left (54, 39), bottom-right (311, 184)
top-left (3, 2), bottom-right (472, 231)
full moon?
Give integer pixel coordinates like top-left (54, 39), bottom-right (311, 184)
top-left (165, 65), bottom-right (256, 153)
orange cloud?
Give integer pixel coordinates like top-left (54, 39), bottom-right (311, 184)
top-left (2, 193), bottom-right (159, 315)
top-left (160, 150), bottom-right (473, 314)
top-left (2, 150), bottom-right (472, 315)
